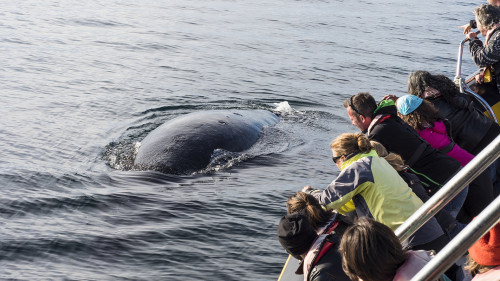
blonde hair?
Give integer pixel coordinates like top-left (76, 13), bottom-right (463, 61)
top-left (465, 255), bottom-right (495, 276)
top-left (331, 133), bottom-right (372, 157)
top-left (370, 141), bottom-right (407, 172)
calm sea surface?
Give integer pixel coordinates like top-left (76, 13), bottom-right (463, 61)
top-left (1, 1), bottom-right (481, 280)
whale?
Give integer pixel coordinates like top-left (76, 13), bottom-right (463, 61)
top-left (133, 110), bottom-right (280, 174)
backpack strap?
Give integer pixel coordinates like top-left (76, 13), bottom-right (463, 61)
top-left (367, 114), bottom-right (391, 136)
top-left (311, 233), bottom-right (337, 268)
top-left (405, 142), bottom-right (427, 167)
top-left (306, 222), bottom-right (341, 280)
top-left (439, 119), bottom-right (456, 155)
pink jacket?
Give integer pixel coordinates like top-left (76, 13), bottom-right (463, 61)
top-left (471, 266), bottom-right (500, 281)
top-left (418, 120), bottom-right (474, 167)
top-left (393, 250), bottom-right (432, 281)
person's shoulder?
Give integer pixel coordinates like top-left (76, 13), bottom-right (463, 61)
top-left (471, 266), bottom-right (500, 281)
top-left (309, 249), bottom-right (351, 281)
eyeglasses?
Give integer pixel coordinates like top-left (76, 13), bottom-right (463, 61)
top-left (349, 96), bottom-right (363, 116)
top-left (332, 155), bottom-right (344, 164)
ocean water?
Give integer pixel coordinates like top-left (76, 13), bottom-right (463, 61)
top-left (0, 0), bottom-right (481, 280)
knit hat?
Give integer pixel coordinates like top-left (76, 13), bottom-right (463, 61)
top-left (469, 222), bottom-right (500, 266)
top-left (277, 212), bottom-right (317, 259)
top-left (396, 95), bottom-right (423, 115)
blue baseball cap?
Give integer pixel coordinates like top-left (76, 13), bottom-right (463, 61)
top-left (397, 95), bottom-right (423, 115)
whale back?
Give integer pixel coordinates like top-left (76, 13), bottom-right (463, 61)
top-left (134, 110), bottom-right (279, 174)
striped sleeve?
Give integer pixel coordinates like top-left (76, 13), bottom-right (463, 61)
top-left (469, 33), bottom-right (500, 68)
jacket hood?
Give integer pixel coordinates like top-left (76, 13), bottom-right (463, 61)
top-left (373, 100), bottom-right (397, 116)
top-left (393, 250), bottom-right (433, 281)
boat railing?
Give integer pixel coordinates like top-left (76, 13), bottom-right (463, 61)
top-left (454, 32), bottom-right (498, 123)
top-left (411, 195), bottom-right (500, 281)
top-left (395, 134), bottom-right (500, 241)
top-left (395, 135), bottom-right (500, 280)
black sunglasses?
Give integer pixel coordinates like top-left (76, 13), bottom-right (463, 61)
top-left (349, 96), bottom-right (363, 116)
top-left (332, 155), bottom-right (344, 163)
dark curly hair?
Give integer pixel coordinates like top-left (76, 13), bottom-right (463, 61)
top-left (407, 71), bottom-right (463, 108)
top-left (398, 99), bottom-right (441, 131)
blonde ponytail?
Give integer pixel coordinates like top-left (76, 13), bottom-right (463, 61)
top-left (370, 140), bottom-right (407, 171)
top-left (331, 133), bottom-right (372, 156)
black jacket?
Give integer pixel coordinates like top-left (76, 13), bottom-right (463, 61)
top-left (469, 26), bottom-right (500, 97)
top-left (399, 171), bottom-right (457, 235)
top-left (367, 103), bottom-right (461, 194)
top-left (429, 94), bottom-right (499, 155)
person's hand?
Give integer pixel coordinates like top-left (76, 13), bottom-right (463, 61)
top-left (382, 94), bottom-right (398, 102)
top-left (475, 72), bottom-right (485, 84)
top-left (459, 23), bottom-right (472, 34)
top-left (302, 185), bottom-right (312, 192)
top-left (466, 32), bottom-right (478, 40)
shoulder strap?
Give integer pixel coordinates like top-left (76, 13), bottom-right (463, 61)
top-left (437, 119), bottom-right (456, 155)
top-left (406, 142), bottom-right (427, 167)
top-left (367, 114), bottom-right (391, 136)
top-left (306, 222), bottom-right (340, 281)
top-left (439, 141), bottom-right (456, 154)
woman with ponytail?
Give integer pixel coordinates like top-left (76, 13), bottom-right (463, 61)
top-left (279, 192), bottom-right (353, 281)
top-left (286, 191), bottom-right (347, 233)
top-left (303, 133), bottom-right (448, 251)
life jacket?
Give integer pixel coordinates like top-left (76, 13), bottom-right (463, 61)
top-left (302, 218), bottom-right (340, 281)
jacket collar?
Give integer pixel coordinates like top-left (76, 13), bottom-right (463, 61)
top-left (373, 99), bottom-right (397, 116)
top-left (340, 150), bottom-right (377, 170)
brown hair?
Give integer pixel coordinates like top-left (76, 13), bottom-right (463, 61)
top-left (398, 99), bottom-right (441, 131)
top-left (331, 133), bottom-right (372, 158)
top-left (343, 92), bottom-right (377, 118)
top-left (370, 141), bottom-right (407, 172)
top-left (339, 218), bottom-right (407, 281)
top-left (287, 192), bottom-right (333, 230)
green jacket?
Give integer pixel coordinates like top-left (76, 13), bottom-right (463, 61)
top-left (308, 150), bottom-right (423, 231)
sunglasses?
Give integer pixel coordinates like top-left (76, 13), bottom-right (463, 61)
top-left (349, 96), bottom-right (363, 116)
top-left (332, 155), bottom-right (344, 164)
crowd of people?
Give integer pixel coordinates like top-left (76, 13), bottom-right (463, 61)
top-left (277, 3), bottom-right (500, 281)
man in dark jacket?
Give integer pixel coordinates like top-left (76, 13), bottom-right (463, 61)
top-left (344, 92), bottom-right (461, 196)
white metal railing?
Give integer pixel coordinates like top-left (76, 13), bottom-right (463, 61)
top-left (454, 32), bottom-right (498, 123)
top-left (395, 134), bottom-right (500, 242)
top-left (411, 196), bottom-right (500, 281)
